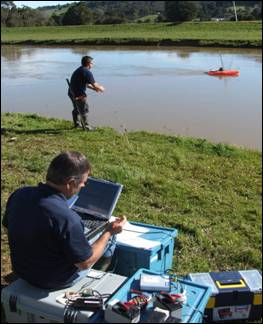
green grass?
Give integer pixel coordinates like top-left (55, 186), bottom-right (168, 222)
top-left (1, 112), bottom-right (262, 286)
top-left (1, 21), bottom-right (261, 47)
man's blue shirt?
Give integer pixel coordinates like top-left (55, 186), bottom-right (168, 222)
top-left (70, 66), bottom-right (95, 97)
top-left (3, 183), bottom-right (93, 289)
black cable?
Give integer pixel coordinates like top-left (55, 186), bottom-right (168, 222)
top-left (64, 299), bottom-right (78, 323)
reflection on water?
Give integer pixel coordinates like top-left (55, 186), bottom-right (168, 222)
top-left (1, 45), bottom-right (262, 150)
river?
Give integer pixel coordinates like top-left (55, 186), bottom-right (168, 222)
top-left (1, 45), bottom-right (262, 150)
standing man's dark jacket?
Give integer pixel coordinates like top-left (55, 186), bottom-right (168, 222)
top-left (2, 183), bottom-right (93, 289)
top-left (70, 66), bottom-right (95, 97)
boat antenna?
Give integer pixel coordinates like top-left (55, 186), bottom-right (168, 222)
top-left (229, 55), bottom-right (234, 69)
top-left (219, 54), bottom-right (224, 70)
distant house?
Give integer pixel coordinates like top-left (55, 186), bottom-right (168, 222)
top-left (211, 17), bottom-right (225, 22)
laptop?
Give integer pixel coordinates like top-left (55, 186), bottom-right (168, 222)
top-left (70, 177), bottom-right (123, 240)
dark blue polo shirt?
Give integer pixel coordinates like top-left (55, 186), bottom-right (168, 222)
top-left (2, 183), bottom-right (93, 289)
top-left (70, 66), bottom-right (95, 97)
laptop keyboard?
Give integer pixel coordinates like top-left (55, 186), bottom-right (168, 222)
top-left (82, 219), bottom-right (104, 230)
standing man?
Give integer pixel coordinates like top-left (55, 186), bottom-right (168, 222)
top-left (68, 56), bottom-right (105, 130)
top-left (3, 151), bottom-right (126, 290)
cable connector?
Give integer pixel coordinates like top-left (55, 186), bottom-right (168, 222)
top-left (67, 296), bottom-right (104, 311)
top-left (158, 290), bottom-right (187, 304)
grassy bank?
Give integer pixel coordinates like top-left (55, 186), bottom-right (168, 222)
top-left (1, 21), bottom-right (262, 48)
top-left (1, 113), bottom-right (262, 286)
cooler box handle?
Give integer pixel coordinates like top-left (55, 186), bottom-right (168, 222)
top-left (216, 279), bottom-right (246, 289)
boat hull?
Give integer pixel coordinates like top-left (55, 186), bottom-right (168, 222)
top-left (207, 70), bottom-right (240, 76)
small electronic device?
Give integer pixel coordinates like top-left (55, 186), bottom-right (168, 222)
top-left (104, 300), bottom-right (140, 323)
top-left (140, 274), bottom-right (170, 292)
top-left (67, 296), bottom-right (104, 311)
top-left (154, 292), bottom-right (184, 322)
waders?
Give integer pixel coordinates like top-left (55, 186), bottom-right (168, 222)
top-left (66, 78), bottom-right (89, 131)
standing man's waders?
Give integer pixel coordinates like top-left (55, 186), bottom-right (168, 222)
top-left (68, 90), bottom-right (89, 128)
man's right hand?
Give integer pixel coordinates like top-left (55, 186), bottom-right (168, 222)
top-left (97, 85), bottom-right (105, 93)
top-left (107, 215), bottom-right (127, 235)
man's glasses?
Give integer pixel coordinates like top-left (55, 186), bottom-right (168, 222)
top-left (69, 176), bottom-right (88, 186)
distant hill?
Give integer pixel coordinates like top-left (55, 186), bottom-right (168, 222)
top-left (38, 3), bottom-right (73, 18)
top-left (38, 1), bottom-right (165, 19)
top-left (2, 1), bottom-right (261, 27)
top-left (37, 1), bottom-right (261, 22)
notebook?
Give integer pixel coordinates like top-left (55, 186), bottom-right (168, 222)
top-left (70, 177), bottom-right (123, 240)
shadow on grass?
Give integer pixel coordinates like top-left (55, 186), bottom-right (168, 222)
top-left (1, 272), bottom-right (18, 290)
top-left (174, 223), bottom-right (197, 237)
top-left (1, 127), bottom-right (77, 135)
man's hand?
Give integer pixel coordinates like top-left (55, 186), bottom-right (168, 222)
top-left (96, 85), bottom-right (105, 93)
top-left (107, 215), bottom-right (127, 235)
top-left (88, 83), bottom-right (105, 93)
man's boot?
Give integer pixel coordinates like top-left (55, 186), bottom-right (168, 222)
top-left (81, 113), bottom-right (96, 131)
top-left (72, 110), bottom-right (81, 127)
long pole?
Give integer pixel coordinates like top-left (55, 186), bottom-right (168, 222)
top-left (220, 54), bottom-right (224, 70)
top-left (233, 1), bottom-right (238, 22)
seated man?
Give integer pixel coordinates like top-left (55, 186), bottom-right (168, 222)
top-left (2, 151), bottom-right (126, 290)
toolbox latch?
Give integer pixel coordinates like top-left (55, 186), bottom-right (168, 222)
top-left (157, 249), bottom-right (162, 261)
top-left (165, 245), bottom-right (169, 255)
top-left (9, 295), bottom-right (17, 312)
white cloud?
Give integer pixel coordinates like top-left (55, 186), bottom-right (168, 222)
top-left (14, 1), bottom-right (78, 9)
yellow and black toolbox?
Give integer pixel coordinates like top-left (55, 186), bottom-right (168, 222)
top-left (187, 269), bottom-right (262, 322)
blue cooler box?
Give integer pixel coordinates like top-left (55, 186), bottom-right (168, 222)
top-left (114, 221), bottom-right (178, 277)
top-left (104, 268), bottom-right (212, 323)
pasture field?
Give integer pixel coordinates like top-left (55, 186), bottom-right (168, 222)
top-left (1, 21), bottom-right (261, 47)
top-left (1, 113), bottom-right (262, 286)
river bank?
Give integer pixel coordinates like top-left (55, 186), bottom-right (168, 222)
top-left (1, 21), bottom-right (262, 48)
top-left (1, 113), bottom-right (262, 285)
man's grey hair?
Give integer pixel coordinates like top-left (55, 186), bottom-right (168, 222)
top-left (46, 151), bottom-right (91, 185)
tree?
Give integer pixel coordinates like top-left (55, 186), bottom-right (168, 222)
top-left (198, 2), bottom-right (217, 21)
top-left (1, 1), bottom-right (15, 26)
top-left (5, 7), bottom-right (22, 27)
top-left (62, 2), bottom-right (93, 25)
top-left (48, 13), bottom-right (64, 26)
top-left (251, 6), bottom-right (262, 19)
top-left (165, 1), bottom-right (198, 22)
top-left (4, 6), bottom-right (46, 27)
top-left (1, 1), bottom-right (15, 9)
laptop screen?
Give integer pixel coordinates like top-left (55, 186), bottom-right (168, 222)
top-left (73, 177), bottom-right (123, 219)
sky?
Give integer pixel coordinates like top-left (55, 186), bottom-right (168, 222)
top-left (14, 1), bottom-right (78, 9)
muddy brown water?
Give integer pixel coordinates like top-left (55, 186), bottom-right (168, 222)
top-left (1, 45), bottom-right (262, 150)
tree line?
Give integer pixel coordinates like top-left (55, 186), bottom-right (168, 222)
top-left (1, 1), bottom-right (262, 27)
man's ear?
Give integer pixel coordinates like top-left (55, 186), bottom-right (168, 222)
top-left (66, 179), bottom-right (75, 190)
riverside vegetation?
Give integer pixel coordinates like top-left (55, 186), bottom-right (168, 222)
top-left (1, 113), bottom-right (262, 286)
top-left (1, 21), bottom-right (261, 47)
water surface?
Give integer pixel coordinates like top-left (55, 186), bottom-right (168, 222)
top-left (1, 45), bottom-right (262, 150)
